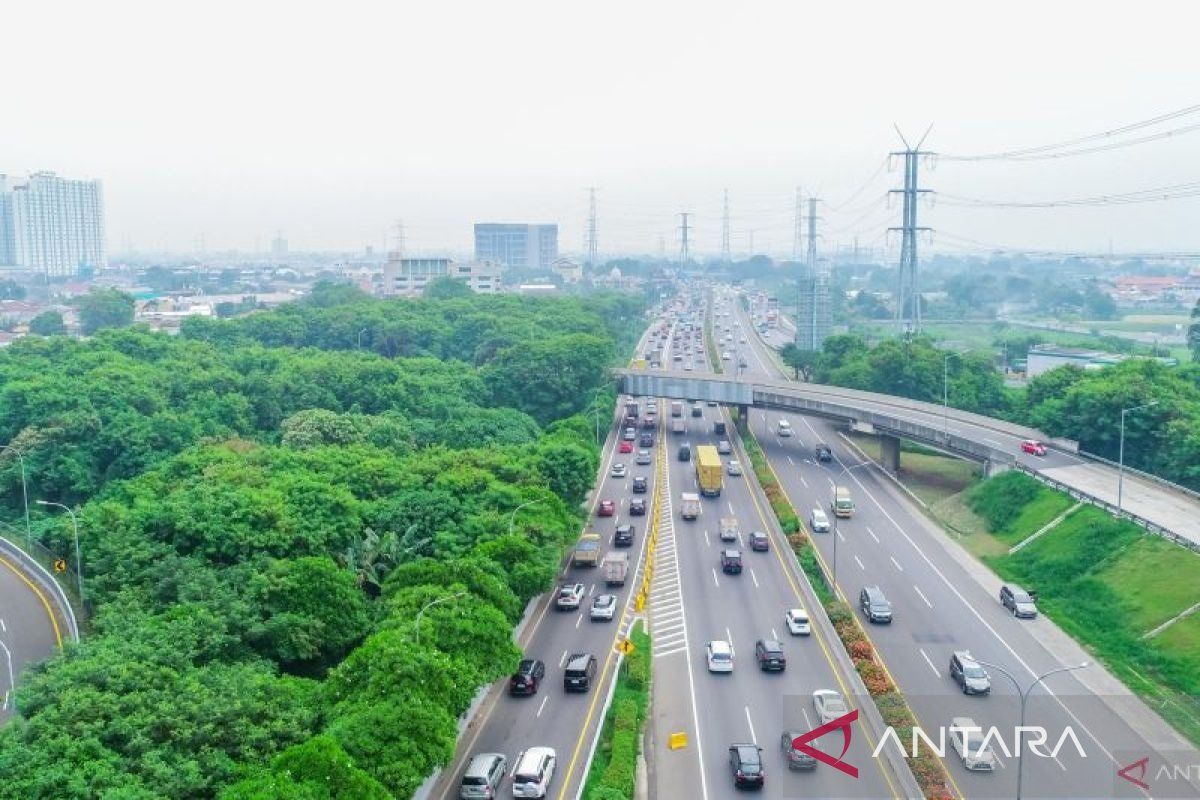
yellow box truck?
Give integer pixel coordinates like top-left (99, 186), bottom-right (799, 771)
top-left (696, 445), bottom-right (723, 497)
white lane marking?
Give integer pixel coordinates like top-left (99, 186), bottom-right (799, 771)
top-left (655, 622), bottom-right (686, 636)
top-left (914, 585), bottom-right (933, 609)
top-left (656, 630), bottom-right (687, 645)
top-left (890, 556), bottom-right (903, 572)
top-left (919, 648), bottom-right (939, 677)
top-left (536, 696), bottom-right (549, 718)
top-left (654, 645), bottom-right (689, 658)
top-left (983, 437), bottom-right (1004, 448)
top-left (560, 650), bottom-right (569, 667)
top-left (867, 526), bottom-right (879, 543)
top-left (0, 618), bottom-right (5, 633)
top-left (711, 568), bottom-right (720, 588)
top-left (800, 475), bottom-right (808, 489)
top-left (588, 583), bottom-right (596, 596)
top-left (788, 456), bottom-right (795, 466)
top-left (727, 501), bottom-right (735, 515)
top-left (744, 706), bottom-right (758, 745)
top-left (750, 569), bottom-right (760, 588)
top-left (802, 708), bottom-right (813, 730)
top-left (771, 628), bottom-right (780, 641)
top-left (0, 640), bottom-right (11, 710)
top-left (704, 529), bottom-right (711, 547)
top-left (854, 555), bottom-right (865, 570)
top-left (726, 628), bottom-right (734, 654)
top-left (575, 613), bottom-right (583, 628)
top-left (737, 532), bottom-right (745, 548)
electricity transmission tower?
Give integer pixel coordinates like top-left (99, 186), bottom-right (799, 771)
top-left (889, 129), bottom-right (934, 333)
top-left (795, 197), bottom-right (830, 350)
top-left (585, 187), bottom-right (598, 267)
top-left (721, 189), bottom-right (731, 264)
top-left (792, 187), bottom-right (803, 260)
top-left (678, 212), bottom-right (692, 267)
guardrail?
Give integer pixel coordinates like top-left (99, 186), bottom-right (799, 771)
top-left (1077, 449), bottom-right (1200, 503)
top-left (0, 535), bottom-right (80, 644)
top-left (1013, 463), bottom-right (1200, 555)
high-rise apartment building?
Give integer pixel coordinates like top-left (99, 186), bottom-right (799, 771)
top-left (0, 172), bottom-right (106, 277)
top-left (794, 262), bottom-right (832, 351)
top-left (473, 223), bottom-right (557, 270)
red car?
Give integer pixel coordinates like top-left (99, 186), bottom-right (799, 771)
top-left (1021, 439), bottom-right (1047, 457)
top-left (598, 499), bottom-right (616, 517)
top-left (619, 440), bottom-right (634, 454)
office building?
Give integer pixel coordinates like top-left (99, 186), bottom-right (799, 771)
top-left (474, 223), bottom-right (557, 270)
top-left (380, 254), bottom-right (502, 297)
top-left (0, 172), bottom-right (106, 277)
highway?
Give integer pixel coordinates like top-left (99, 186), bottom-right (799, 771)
top-left (726, 289), bottom-right (1200, 799)
top-left (0, 551), bottom-right (63, 725)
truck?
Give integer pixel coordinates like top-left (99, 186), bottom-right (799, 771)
top-left (601, 552), bottom-right (629, 586)
top-left (719, 517), bottom-right (739, 542)
top-left (696, 445), bottom-right (723, 497)
top-left (833, 486), bottom-right (855, 519)
top-left (680, 492), bottom-right (701, 521)
top-left (623, 400), bottom-right (640, 426)
top-left (671, 418), bottom-right (686, 435)
top-left (572, 532), bottom-right (602, 567)
top-left (671, 400), bottom-right (684, 418)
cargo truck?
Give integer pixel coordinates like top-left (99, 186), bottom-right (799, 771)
top-left (623, 401), bottom-right (640, 426)
top-left (601, 552), bottom-right (629, 586)
top-left (572, 532), bottom-right (602, 566)
top-left (680, 492), bottom-right (701, 520)
top-left (695, 445), bottom-right (723, 497)
top-left (671, 401), bottom-right (684, 418)
top-left (719, 517), bottom-right (739, 542)
top-left (671, 419), bottom-right (686, 435)
top-left (833, 486), bottom-right (855, 518)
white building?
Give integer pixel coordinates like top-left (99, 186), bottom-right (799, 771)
top-left (0, 172), bottom-right (106, 278)
top-left (380, 255), bottom-right (502, 296)
top-left (474, 223), bottom-right (557, 270)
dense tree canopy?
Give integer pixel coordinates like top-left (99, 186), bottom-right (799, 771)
top-left (75, 287), bottom-right (135, 334)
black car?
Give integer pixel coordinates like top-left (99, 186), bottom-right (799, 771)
top-left (632, 475), bottom-right (648, 494)
top-left (509, 658), bottom-right (546, 696)
top-left (691, 405), bottom-right (702, 418)
top-left (729, 744), bottom-right (765, 788)
top-left (563, 653), bottom-right (597, 692)
top-left (639, 433), bottom-right (655, 448)
top-left (749, 531), bottom-right (769, 552)
top-left (815, 443), bottom-right (833, 462)
top-left (721, 549), bottom-right (743, 575)
top-left (614, 524), bottom-right (635, 547)
top-left (678, 443), bottom-right (692, 462)
top-left (714, 421), bottom-right (727, 436)
top-left (779, 731), bottom-right (818, 770)
top-left (629, 498), bottom-right (647, 516)
top-left (755, 639), bottom-right (786, 672)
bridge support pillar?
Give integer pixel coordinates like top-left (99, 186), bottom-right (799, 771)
top-left (879, 434), bottom-right (901, 474)
top-left (984, 459), bottom-right (1011, 478)
top-left (735, 404), bottom-right (750, 435)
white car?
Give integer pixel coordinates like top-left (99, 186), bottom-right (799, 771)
top-left (706, 640), bottom-right (734, 673)
top-left (949, 717), bottom-right (997, 771)
top-left (809, 508), bottom-right (830, 533)
top-left (721, 352), bottom-right (732, 360)
top-left (813, 690), bottom-right (849, 724)
top-left (512, 746), bottom-right (557, 798)
top-left (610, 463), bottom-right (627, 478)
top-left (785, 608), bottom-right (811, 636)
top-left (726, 460), bottom-right (743, 476)
top-left (590, 594), bottom-right (617, 621)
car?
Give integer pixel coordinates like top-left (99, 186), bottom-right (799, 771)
top-left (614, 524), bottom-right (635, 547)
top-left (629, 498), bottom-right (647, 516)
top-left (509, 658), bottom-right (546, 696)
top-left (860, 585), bottom-right (893, 623)
top-left (563, 653), bottom-right (597, 691)
top-left (749, 531), bottom-right (769, 551)
top-left (949, 650), bottom-right (992, 695)
top-left (673, 354), bottom-right (683, 361)
top-left (635, 449), bottom-right (652, 465)
top-left (1021, 439), bottom-right (1047, 456)
top-left (1000, 584), bottom-right (1039, 618)
top-left (555, 583), bottom-right (585, 611)
top-left (779, 730), bottom-right (818, 770)
top-left (706, 640), bottom-right (734, 672)
top-left (622, 427), bottom-right (636, 442)
top-left (598, 499), bottom-right (615, 517)
top-left (813, 689), bottom-right (849, 725)
top-left (632, 475), bottom-right (648, 493)
top-left (721, 548), bottom-right (743, 574)
top-left (590, 594), bottom-right (617, 621)
top-left (726, 459), bottom-right (743, 476)
top-left (809, 508), bottom-right (831, 533)
top-left (459, 752), bottom-right (508, 799)
top-left (684, 363), bottom-right (694, 371)
top-left (721, 352), bottom-right (732, 360)
top-left (691, 405), bottom-right (702, 418)
top-left (618, 440), bottom-right (634, 454)
top-left (512, 746), bottom-right (557, 798)
top-left (815, 443), bottom-right (833, 462)
top-left (755, 639), bottom-right (786, 671)
top-left (610, 463), bottom-right (627, 478)
top-left (784, 608), bottom-right (810, 636)
top-left (707, 400), bottom-right (718, 407)
top-left (716, 440), bottom-right (732, 455)
top-left (729, 743), bottom-right (765, 788)
top-left (678, 443), bottom-right (692, 462)
top-left (949, 716), bottom-right (997, 771)
top-left (639, 432), bottom-right (654, 447)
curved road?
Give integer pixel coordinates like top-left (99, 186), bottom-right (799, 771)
top-left (0, 550), bottom-right (63, 724)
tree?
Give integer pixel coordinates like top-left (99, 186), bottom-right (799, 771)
top-left (1082, 286), bottom-right (1119, 321)
top-left (0, 279), bottom-right (26, 300)
top-left (76, 288), bottom-right (135, 334)
top-left (779, 343), bottom-right (819, 381)
top-left (1189, 297), bottom-right (1200, 362)
top-left (28, 310), bottom-right (66, 336)
top-left (219, 735), bottom-right (392, 799)
top-left (424, 276), bottom-right (473, 299)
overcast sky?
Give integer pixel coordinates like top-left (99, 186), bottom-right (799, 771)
top-left (5, 1), bottom-right (1198, 258)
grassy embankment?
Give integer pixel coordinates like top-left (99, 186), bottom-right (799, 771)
top-left (582, 621), bottom-right (651, 800)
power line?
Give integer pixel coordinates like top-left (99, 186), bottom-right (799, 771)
top-left (721, 189), bottom-right (731, 264)
top-left (889, 129), bottom-right (934, 333)
top-left (829, 157), bottom-right (890, 210)
top-left (955, 122), bottom-right (1200, 161)
top-left (938, 180), bottom-right (1200, 209)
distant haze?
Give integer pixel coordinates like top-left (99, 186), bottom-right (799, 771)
top-left (5, 0), bottom-right (1197, 257)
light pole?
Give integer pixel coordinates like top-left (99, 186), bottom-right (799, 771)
top-left (356, 328), bottom-right (368, 349)
top-left (829, 460), bottom-right (876, 585)
top-left (1118, 401), bottom-right (1158, 512)
top-left (942, 351), bottom-right (965, 434)
top-left (975, 659), bottom-right (1088, 800)
top-left (0, 445), bottom-right (31, 548)
top-left (35, 500), bottom-right (83, 605)
top-left (414, 591), bottom-right (466, 646)
top-left (509, 499), bottom-right (544, 536)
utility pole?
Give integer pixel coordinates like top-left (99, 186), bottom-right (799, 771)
top-left (796, 196), bottom-right (829, 350)
top-left (678, 212), bottom-right (692, 268)
top-left (889, 129), bottom-right (934, 334)
top-left (792, 187), bottom-right (803, 261)
top-left (586, 187), bottom-right (598, 267)
top-left (806, 197), bottom-right (819, 272)
top-left (721, 189), bottom-right (732, 265)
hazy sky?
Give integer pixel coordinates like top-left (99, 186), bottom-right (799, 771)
top-left (5, 1), bottom-right (1198, 258)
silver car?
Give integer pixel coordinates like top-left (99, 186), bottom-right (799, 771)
top-left (809, 508), bottom-right (831, 533)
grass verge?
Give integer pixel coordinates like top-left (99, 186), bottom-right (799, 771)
top-left (582, 621), bottom-right (651, 800)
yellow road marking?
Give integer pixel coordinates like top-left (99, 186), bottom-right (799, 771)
top-left (0, 553), bottom-right (64, 648)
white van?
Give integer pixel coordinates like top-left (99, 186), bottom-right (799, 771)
top-left (777, 419), bottom-right (792, 437)
top-left (512, 747), bottom-right (557, 798)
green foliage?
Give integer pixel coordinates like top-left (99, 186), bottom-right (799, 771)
top-left (424, 276), bottom-right (474, 299)
top-left (584, 623), bottom-right (651, 800)
top-left (966, 471), bottom-right (1043, 532)
top-left (27, 310), bottom-right (65, 336)
top-left (328, 700), bottom-right (456, 798)
top-left (75, 287), bottom-right (135, 334)
top-left (0, 278), bottom-right (26, 300)
top-left (1190, 298), bottom-right (1200, 362)
top-left (219, 735), bottom-right (392, 799)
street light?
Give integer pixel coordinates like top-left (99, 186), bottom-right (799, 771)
top-left (974, 659), bottom-right (1088, 800)
top-left (829, 460), bottom-right (876, 586)
top-left (508, 499), bottom-right (544, 536)
top-left (414, 591), bottom-right (467, 646)
top-left (0, 445), bottom-right (32, 548)
top-left (356, 328), bottom-right (368, 349)
top-left (35, 500), bottom-right (84, 605)
top-left (1118, 401), bottom-right (1159, 512)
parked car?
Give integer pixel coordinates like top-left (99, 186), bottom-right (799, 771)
top-left (860, 585), bottom-right (893, 623)
top-left (755, 639), bottom-right (786, 671)
top-left (629, 498), bottom-right (647, 516)
top-left (590, 594), bottom-right (617, 622)
top-left (1000, 584), bottom-right (1039, 618)
top-left (780, 731), bottom-right (818, 770)
top-left (706, 640), bottom-right (734, 673)
top-left (598, 499), bottom-right (615, 517)
top-left (813, 690), bottom-right (849, 724)
top-left (614, 524), bottom-right (635, 547)
top-left (721, 548), bottom-right (743, 574)
top-left (729, 744), bottom-right (765, 788)
top-left (1021, 439), bottom-right (1047, 456)
top-left (509, 658), bottom-right (546, 696)
top-left (949, 650), bottom-right (992, 695)
top-left (555, 583), bottom-right (585, 611)
top-left (784, 608), bottom-right (810, 636)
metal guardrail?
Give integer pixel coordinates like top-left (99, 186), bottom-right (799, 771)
top-left (0, 535), bottom-right (80, 643)
top-left (1013, 463), bottom-right (1200, 554)
top-left (1076, 449), bottom-right (1200, 502)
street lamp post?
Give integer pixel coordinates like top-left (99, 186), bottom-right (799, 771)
top-left (1118, 401), bottom-right (1158, 512)
top-left (0, 445), bottom-right (32, 548)
top-left (35, 500), bottom-right (84, 605)
top-left (975, 660), bottom-right (1088, 800)
top-left (830, 460), bottom-right (876, 586)
top-left (414, 591), bottom-right (467, 646)
top-left (508, 499), bottom-right (544, 536)
top-left (356, 328), bottom-right (368, 349)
